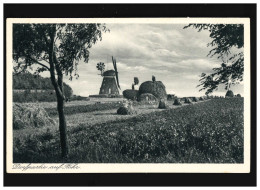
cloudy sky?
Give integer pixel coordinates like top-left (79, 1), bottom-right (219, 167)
top-left (60, 23), bottom-right (243, 97)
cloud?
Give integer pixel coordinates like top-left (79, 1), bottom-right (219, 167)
top-left (52, 23), bottom-right (244, 97)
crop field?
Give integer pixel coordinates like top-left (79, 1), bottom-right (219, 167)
top-left (13, 98), bottom-right (244, 163)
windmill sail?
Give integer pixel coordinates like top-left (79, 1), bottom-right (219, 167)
top-left (112, 56), bottom-right (121, 90)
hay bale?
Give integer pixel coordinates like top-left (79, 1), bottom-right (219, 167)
top-left (123, 89), bottom-right (139, 101)
top-left (138, 81), bottom-right (167, 100)
top-left (173, 99), bottom-right (182, 105)
top-left (199, 97), bottom-right (204, 101)
top-left (192, 97), bottom-right (199, 102)
top-left (225, 90), bottom-right (234, 98)
top-left (184, 98), bottom-right (192, 104)
top-left (167, 94), bottom-right (176, 101)
top-left (117, 100), bottom-right (136, 115)
top-left (117, 105), bottom-right (135, 115)
top-left (158, 99), bottom-right (169, 109)
top-left (13, 103), bottom-right (55, 130)
top-left (139, 93), bottom-right (158, 102)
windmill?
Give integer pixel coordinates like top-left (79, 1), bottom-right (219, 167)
top-left (98, 56), bottom-right (120, 95)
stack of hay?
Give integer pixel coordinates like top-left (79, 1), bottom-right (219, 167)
top-left (173, 98), bottom-right (182, 105)
top-left (117, 100), bottom-right (136, 115)
top-left (13, 103), bottom-right (56, 130)
top-left (122, 90), bottom-right (139, 101)
top-left (158, 99), bottom-right (169, 109)
top-left (199, 97), bottom-right (204, 101)
top-left (192, 97), bottom-right (199, 102)
top-left (184, 98), bottom-right (192, 104)
top-left (138, 81), bottom-right (167, 100)
top-left (139, 93), bottom-right (157, 103)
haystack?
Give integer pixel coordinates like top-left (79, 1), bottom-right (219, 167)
top-left (225, 90), bottom-right (234, 98)
top-left (184, 98), bottom-right (192, 104)
top-left (158, 99), bottom-right (169, 109)
top-left (173, 99), bottom-right (182, 105)
top-left (13, 103), bottom-right (55, 130)
top-left (199, 97), bottom-right (204, 101)
top-left (117, 100), bottom-right (136, 115)
top-left (138, 81), bottom-right (167, 100)
top-left (192, 97), bottom-right (199, 102)
top-left (167, 94), bottom-right (176, 101)
top-left (138, 93), bottom-right (157, 102)
top-left (123, 89), bottom-right (139, 101)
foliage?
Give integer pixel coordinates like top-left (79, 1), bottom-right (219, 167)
top-left (13, 98), bottom-right (244, 163)
top-left (13, 23), bottom-right (109, 156)
top-left (96, 62), bottom-right (105, 76)
top-left (13, 72), bottom-right (73, 102)
top-left (225, 90), bottom-right (234, 98)
top-left (13, 24), bottom-right (109, 79)
top-left (13, 90), bottom-right (56, 102)
top-left (184, 24), bottom-right (244, 95)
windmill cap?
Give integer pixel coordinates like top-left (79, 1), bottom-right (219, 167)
top-left (103, 70), bottom-right (116, 76)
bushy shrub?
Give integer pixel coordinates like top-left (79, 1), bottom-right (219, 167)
top-left (226, 90), bottom-right (234, 98)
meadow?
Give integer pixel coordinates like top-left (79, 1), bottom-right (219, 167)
top-left (13, 98), bottom-right (244, 163)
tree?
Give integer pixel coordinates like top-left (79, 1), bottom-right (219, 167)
top-left (13, 24), bottom-right (109, 157)
top-left (96, 62), bottom-right (105, 76)
top-left (184, 24), bottom-right (244, 94)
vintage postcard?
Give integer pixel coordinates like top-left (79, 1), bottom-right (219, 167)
top-left (6, 18), bottom-right (251, 173)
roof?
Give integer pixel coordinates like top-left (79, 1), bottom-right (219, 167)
top-left (103, 70), bottom-right (116, 76)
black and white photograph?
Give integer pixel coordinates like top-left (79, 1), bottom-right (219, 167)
top-left (6, 17), bottom-right (251, 175)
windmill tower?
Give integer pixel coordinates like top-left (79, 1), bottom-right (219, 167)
top-left (98, 56), bottom-right (120, 95)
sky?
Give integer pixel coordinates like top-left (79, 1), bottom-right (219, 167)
top-left (46, 23), bottom-right (244, 97)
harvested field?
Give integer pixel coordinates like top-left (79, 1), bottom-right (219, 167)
top-left (13, 98), bottom-right (243, 163)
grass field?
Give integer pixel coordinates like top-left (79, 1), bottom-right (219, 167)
top-left (13, 98), bottom-right (244, 163)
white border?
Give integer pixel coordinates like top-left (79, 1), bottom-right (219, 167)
top-left (6, 18), bottom-right (251, 173)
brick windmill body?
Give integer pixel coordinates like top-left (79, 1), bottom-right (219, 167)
top-left (97, 56), bottom-right (120, 96)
